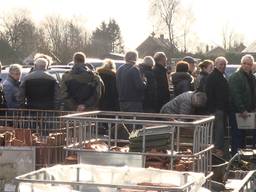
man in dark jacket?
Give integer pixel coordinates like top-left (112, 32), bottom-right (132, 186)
top-left (229, 54), bottom-right (256, 155)
top-left (205, 56), bottom-right (229, 157)
top-left (116, 50), bottom-right (146, 112)
top-left (152, 52), bottom-right (170, 112)
top-left (139, 56), bottom-right (157, 113)
top-left (18, 58), bottom-right (60, 110)
top-left (60, 52), bottom-right (103, 111)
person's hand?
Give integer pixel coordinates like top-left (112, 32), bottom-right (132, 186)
top-left (77, 104), bottom-right (85, 112)
top-left (239, 111), bottom-right (249, 119)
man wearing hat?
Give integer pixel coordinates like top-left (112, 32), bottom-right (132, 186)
top-left (183, 56), bottom-right (196, 76)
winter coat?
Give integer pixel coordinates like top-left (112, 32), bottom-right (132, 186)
top-left (60, 64), bottom-right (103, 111)
top-left (18, 69), bottom-right (60, 110)
top-left (152, 63), bottom-right (170, 112)
top-left (139, 64), bottom-right (158, 113)
top-left (205, 68), bottom-right (229, 113)
top-left (3, 75), bottom-right (20, 108)
top-left (160, 91), bottom-right (194, 114)
top-left (228, 68), bottom-right (256, 113)
top-left (171, 72), bottom-right (194, 97)
top-left (195, 71), bottom-right (209, 92)
top-left (97, 68), bottom-right (119, 111)
top-left (116, 63), bottom-right (146, 102)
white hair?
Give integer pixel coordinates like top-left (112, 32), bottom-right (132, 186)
top-left (214, 56), bottom-right (228, 66)
top-left (241, 54), bottom-right (254, 64)
top-left (34, 58), bottom-right (48, 70)
top-left (142, 56), bottom-right (155, 67)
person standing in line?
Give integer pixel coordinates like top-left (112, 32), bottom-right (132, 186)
top-left (3, 64), bottom-right (22, 108)
top-left (116, 50), bottom-right (146, 112)
top-left (139, 56), bottom-right (157, 113)
top-left (171, 61), bottom-right (194, 97)
top-left (183, 56), bottom-right (197, 77)
top-left (152, 52), bottom-right (170, 112)
top-left (205, 56), bottom-right (230, 157)
top-left (195, 59), bottom-right (214, 92)
top-left (60, 52), bottom-right (103, 111)
top-left (97, 59), bottom-right (119, 111)
top-left (18, 58), bottom-right (60, 110)
top-left (229, 54), bottom-right (256, 155)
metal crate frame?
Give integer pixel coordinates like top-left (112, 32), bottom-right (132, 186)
top-left (15, 164), bottom-right (207, 192)
top-left (0, 108), bottom-right (73, 169)
top-left (62, 111), bottom-right (214, 176)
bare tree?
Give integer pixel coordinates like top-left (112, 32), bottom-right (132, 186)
top-left (149, 0), bottom-right (179, 53)
top-left (222, 23), bottom-right (244, 51)
top-left (42, 16), bottom-right (89, 64)
top-left (175, 5), bottom-right (195, 53)
top-left (0, 10), bottom-right (40, 62)
top-left (222, 24), bottom-right (234, 50)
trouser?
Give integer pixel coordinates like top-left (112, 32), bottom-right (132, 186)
top-left (119, 101), bottom-right (143, 112)
top-left (229, 112), bottom-right (256, 155)
top-left (119, 101), bottom-right (143, 132)
top-left (213, 110), bottom-right (226, 150)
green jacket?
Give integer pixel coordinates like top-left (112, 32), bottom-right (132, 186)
top-left (60, 64), bottom-right (103, 111)
top-left (228, 69), bottom-right (255, 113)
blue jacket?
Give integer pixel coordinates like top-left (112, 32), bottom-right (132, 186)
top-left (116, 63), bottom-right (146, 102)
top-left (3, 75), bottom-right (20, 108)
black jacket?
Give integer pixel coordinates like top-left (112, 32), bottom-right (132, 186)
top-left (152, 63), bottom-right (170, 112)
top-left (116, 64), bottom-right (146, 102)
top-left (140, 65), bottom-right (157, 113)
top-left (171, 72), bottom-right (193, 97)
top-left (205, 68), bottom-right (229, 113)
top-left (97, 68), bottom-right (119, 111)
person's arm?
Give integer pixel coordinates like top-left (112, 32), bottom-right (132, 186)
top-left (132, 67), bottom-right (146, 91)
top-left (16, 81), bottom-right (26, 108)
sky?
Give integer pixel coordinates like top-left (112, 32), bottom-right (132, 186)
top-left (0, 0), bottom-right (256, 51)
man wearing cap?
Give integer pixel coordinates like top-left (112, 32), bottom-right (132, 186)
top-left (116, 50), bottom-right (146, 112)
top-left (183, 56), bottom-right (196, 76)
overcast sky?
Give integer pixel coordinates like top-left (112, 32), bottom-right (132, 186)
top-left (0, 0), bottom-right (256, 51)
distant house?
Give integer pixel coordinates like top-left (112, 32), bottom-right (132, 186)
top-left (136, 33), bottom-right (178, 63)
top-left (242, 41), bottom-right (256, 55)
top-left (230, 43), bottom-right (246, 53)
top-left (206, 46), bottom-right (226, 58)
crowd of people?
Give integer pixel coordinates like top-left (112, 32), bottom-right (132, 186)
top-left (0, 50), bottom-right (256, 158)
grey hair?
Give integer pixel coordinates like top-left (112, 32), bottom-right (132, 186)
top-left (9, 64), bottom-right (22, 74)
top-left (34, 58), bottom-right (48, 70)
top-left (241, 54), bottom-right (254, 64)
top-left (214, 56), bottom-right (228, 66)
top-left (125, 50), bottom-right (138, 64)
top-left (153, 52), bottom-right (166, 63)
top-left (34, 53), bottom-right (52, 66)
top-left (142, 56), bottom-right (155, 67)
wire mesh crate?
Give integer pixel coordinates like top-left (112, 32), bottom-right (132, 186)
top-left (0, 108), bottom-right (73, 169)
top-left (62, 111), bottom-right (214, 176)
top-left (15, 164), bottom-right (207, 192)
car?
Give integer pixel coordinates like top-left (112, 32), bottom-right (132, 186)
top-left (225, 64), bottom-right (240, 78)
top-left (67, 58), bottom-right (125, 70)
top-left (0, 66), bottom-right (69, 83)
top-left (0, 67), bottom-right (32, 82)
